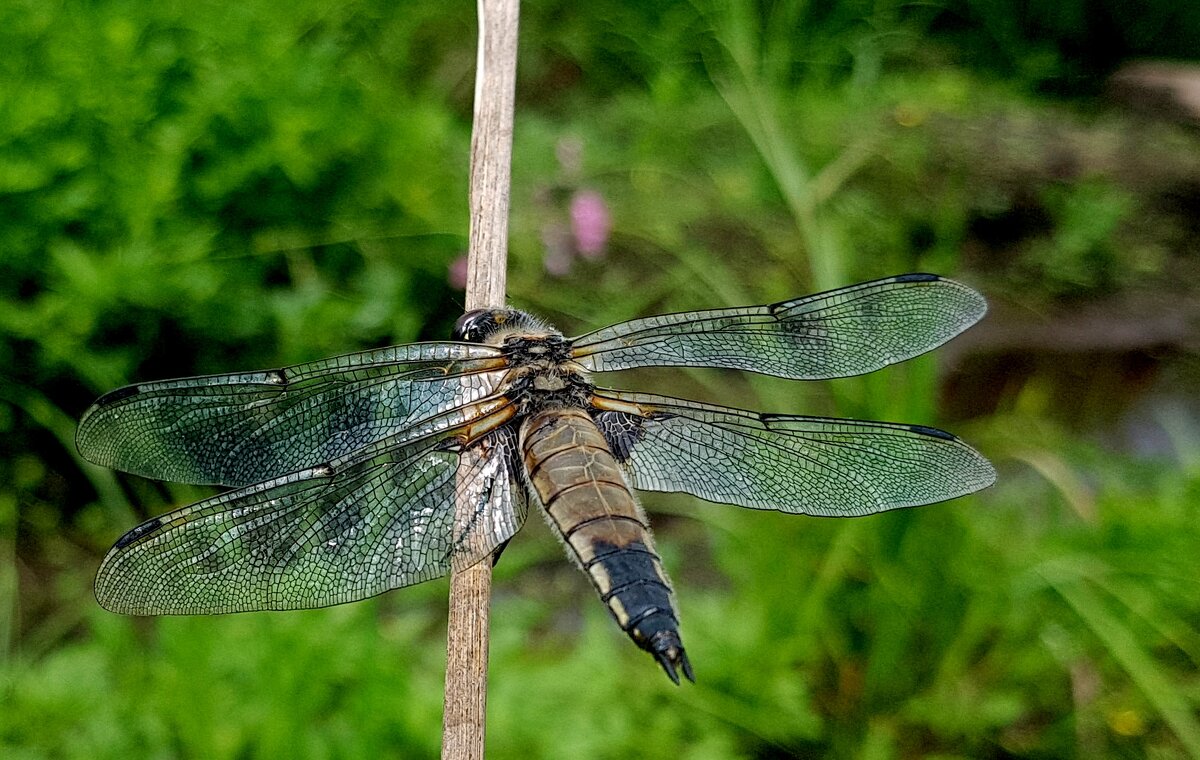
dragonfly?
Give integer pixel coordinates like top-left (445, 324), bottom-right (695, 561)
top-left (78, 273), bottom-right (996, 684)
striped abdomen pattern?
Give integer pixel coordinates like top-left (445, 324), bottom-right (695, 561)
top-left (520, 407), bottom-right (693, 683)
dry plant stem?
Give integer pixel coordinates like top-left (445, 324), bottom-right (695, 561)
top-left (463, 0), bottom-right (519, 311)
top-left (441, 0), bottom-right (519, 758)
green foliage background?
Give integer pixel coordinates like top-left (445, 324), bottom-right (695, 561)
top-left (2, 0), bottom-right (1199, 757)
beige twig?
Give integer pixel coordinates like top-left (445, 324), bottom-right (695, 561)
top-left (441, 0), bottom-right (519, 758)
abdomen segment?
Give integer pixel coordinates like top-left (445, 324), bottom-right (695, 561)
top-left (520, 407), bottom-right (693, 683)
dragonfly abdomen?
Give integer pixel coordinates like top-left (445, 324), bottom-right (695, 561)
top-left (520, 408), bottom-right (694, 683)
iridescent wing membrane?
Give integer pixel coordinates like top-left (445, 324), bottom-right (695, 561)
top-left (572, 273), bottom-right (984, 379)
top-left (78, 343), bottom-right (507, 487)
top-left (576, 273), bottom-right (996, 513)
top-left (96, 419), bottom-right (526, 614)
top-left (80, 343), bottom-right (521, 614)
top-left (79, 273), bottom-right (993, 616)
top-left (591, 391), bottom-right (994, 517)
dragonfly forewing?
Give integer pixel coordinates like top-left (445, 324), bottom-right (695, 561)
top-left (77, 342), bottom-right (506, 487)
top-left (571, 274), bottom-right (986, 379)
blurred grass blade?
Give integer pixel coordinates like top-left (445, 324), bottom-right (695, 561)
top-left (0, 493), bottom-right (14, 665)
top-left (801, 520), bottom-right (865, 627)
top-left (1013, 450), bottom-right (1096, 522)
top-left (1050, 577), bottom-right (1200, 757)
top-left (699, 0), bottom-right (881, 294)
top-left (1089, 575), bottom-right (1200, 669)
top-left (0, 380), bottom-right (132, 523)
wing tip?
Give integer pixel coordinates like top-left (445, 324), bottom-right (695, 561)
top-left (972, 455), bottom-right (1000, 492)
top-left (76, 384), bottom-right (144, 462)
top-left (906, 424), bottom-right (998, 493)
top-left (924, 273), bottom-right (989, 325)
top-left (94, 564), bottom-right (138, 616)
top-left (890, 271), bottom-right (988, 321)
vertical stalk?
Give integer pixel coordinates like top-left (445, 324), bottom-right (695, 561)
top-left (441, 0), bottom-right (519, 758)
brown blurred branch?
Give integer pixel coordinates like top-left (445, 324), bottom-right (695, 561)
top-left (941, 293), bottom-right (1200, 366)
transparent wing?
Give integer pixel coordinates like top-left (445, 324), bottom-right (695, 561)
top-left (94, 410), bottom-right (528, 615)
top-left (77, 342), bottom-right (506, 487)
top-left (592, 390), bottom-right (996, 517)
top-left (571, 274), bottom-right (985, 378)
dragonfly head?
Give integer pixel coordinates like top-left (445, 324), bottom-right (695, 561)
top-left (453, 308), bottom-right (557, 345)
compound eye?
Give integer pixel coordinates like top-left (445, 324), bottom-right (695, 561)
top-left (452, 309), bottom-right (494, 342)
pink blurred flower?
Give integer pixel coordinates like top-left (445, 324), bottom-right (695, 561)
top-left (448, 254), bottom-right (469, 290)
top-left (570, 190), bottom-right (610, 259)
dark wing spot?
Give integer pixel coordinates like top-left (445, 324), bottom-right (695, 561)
top-left (893, 272), bottom-right (940, 283)
top-left (98, 385), bottom-right (142, 404)
top-left (113, 516), bottom-right (165, 549)
top-left (907, 424), bottom-right (957, 441)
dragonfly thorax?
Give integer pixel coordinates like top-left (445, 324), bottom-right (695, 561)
top-left (455, 308), bottom-right (591, 413)
top-left (504, 361), bottom-right (595, 415)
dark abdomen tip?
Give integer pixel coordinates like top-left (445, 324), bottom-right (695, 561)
top-left (643, 623), bottom-right (694, 685)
